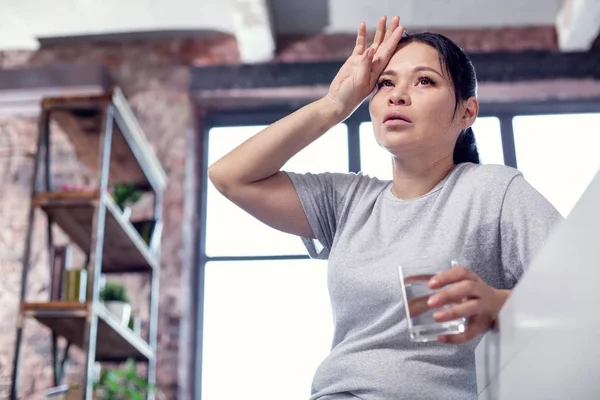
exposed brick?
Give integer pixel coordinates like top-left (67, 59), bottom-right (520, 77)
top-left (0, 82), bottom-right (191, 400)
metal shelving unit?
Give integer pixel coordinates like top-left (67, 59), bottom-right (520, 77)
top-left (10, 87), bottom-right (167, 400)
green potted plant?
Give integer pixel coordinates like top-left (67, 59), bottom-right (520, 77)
top-left (110, 183), bottom-right (143, 220)
top-left (94, 358), bottom-right (158, 400)
top-left (100, 282), bottom-right (131, 326)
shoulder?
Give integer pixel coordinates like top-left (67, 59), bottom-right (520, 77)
top-left (285, 170), bottom-right (390, 199)
top-left (453, 162), bottom-right (522, 191)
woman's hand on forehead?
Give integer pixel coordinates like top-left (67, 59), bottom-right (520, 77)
top-left (367, 16), bottom-right (405, 87)
top-left (325, 16), bottom-right (405, 120)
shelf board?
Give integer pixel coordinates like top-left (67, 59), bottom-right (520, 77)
top-left (34, 191), bottom-right (158, 273)
top-left (41, 87), bottom-right (167, 192)
top-left (22, 301), bottom-right (153, 362)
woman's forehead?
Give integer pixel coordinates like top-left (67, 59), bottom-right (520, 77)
top-left (387, 42), bottom-right (444, 73)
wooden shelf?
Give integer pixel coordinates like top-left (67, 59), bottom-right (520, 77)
top-left (22, 302), bottom-right (153, 362)
top-left (41, 87), bottom-right (167, 192)
top-left (33, 191), bottom-right (158, 273)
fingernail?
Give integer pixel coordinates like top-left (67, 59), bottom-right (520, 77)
top-left (429, 278), bottom-right (439, 287)
top-left (427, 295), bottom-right (438, 307)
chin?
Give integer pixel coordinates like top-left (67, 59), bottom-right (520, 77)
top-left (376, 130), bottom-right (419, 150)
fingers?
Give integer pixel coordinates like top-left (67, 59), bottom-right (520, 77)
top-left (357, 47), bottom-right (375, 82)
top-left (407, 295), bottom-right (431, 318)
top-left (428, 265), bottom-right (479, 290)
top-left (427, 279), bottom-right (481, 309)
top-left (371, 16), bottom-right (387, 50)
top-left (438, 319), bottom-right (487, 344)
top-left (371, 24), bottom-right (404, 75)
top-left (354, 22), bottom-right (367, 55)
top-left (433, 299), bottom-right (480, 323)
top-left (383, 15), bottom-right (400, 42)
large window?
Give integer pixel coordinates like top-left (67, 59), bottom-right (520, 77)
top-left (206, 125), bottom-right (348, 257)
top-left (513, 113), bottom-right (600, 217)
top-left (359, 117), bottom-right (504, 179)
top-left (202, 259), bottom-right (332, 399)
top-left (202, 124), bottom-right (347, 400)
top-left (198, 106), bottom-right (600, 400)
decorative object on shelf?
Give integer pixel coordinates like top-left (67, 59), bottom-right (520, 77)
top-left (51, 245), bottom-right (72, 301)
top-left (94, 358), bottom-right (158, 400)
top-left (59, 184), bottom-right (98, 192)
top-left (109, 183), bottom-right (143, 220)
top-left (63, 268), bottom-right (87, 303)
top-left (100, 282), bottom-right (131, 326)
top-left (44, 383), bottom-right (82, 400)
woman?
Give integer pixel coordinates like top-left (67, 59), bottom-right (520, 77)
top-left (208, 16), bottom-right (562, 400)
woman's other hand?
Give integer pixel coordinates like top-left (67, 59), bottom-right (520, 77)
top-left (325, 15), bottom-right (405, 120)
top-left (426, 265), bottom-right (512, 344)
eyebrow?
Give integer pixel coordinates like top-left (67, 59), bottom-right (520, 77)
top-left (380, 66), bottom-right (445, 80)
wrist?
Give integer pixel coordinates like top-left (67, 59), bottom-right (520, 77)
top-left (316, 96), bottom-right (351, 125)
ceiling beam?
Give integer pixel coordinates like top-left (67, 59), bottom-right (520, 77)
top-left (190, 51), bottom-right (600, 91)
top-left (0, 64), bottom-right (113, 116)
top-left (556, 0), bottom-right (600, 51)
top-left (231, 0), bottom-right (276, 64)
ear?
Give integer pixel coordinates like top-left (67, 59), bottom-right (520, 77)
top-left (460, 97), bottom-right (479, 130)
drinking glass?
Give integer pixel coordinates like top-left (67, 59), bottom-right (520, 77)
top-left (398, 259), bottom-right (468, 342)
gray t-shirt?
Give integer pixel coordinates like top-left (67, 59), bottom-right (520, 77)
top-left (285, 162), bottom-right (563, 400)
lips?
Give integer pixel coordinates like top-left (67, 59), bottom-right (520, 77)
top-left (383, 111), bottom-right (412, 123)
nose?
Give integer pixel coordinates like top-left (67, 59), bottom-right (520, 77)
top-left (388, 88), bottom-right (411, 106)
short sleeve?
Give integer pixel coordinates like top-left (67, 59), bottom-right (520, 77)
top-left (500, 174), bottom-right (564, 288)
top-left (284, 171), bottom-right (359, 260)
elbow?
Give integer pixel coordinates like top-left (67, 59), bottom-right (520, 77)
top-left (208, 163), bottom-right (243, 198)
top-left (207, 163), bottom-right (229, 195)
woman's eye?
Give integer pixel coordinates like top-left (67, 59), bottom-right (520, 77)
top-left (377, 79), bottom-right (393, 88)
top-left (418, 77), bottom-right (434, 86)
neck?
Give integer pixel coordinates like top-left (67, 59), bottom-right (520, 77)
top-left (390, 154), bottom-right (456, 199)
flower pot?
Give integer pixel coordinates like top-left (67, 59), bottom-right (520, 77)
top-left (104, 301), bottom-right (132, 326)
top-left (121, 205), bottom-right (132, 221)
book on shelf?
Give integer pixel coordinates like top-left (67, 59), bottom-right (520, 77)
top-left (50, 246), bottom-right (72, 301)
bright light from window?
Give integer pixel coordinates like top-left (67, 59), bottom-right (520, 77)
top-left (472, 117), bottom-right (504, 165)
top-left (513, 113), bottom-right (600, 217)
top-left (202, 259), bottom-right (333, 400)
top-left (358, 117), bottom-right (504, 179)
top-left (206, 125), bottom-right (348, 256)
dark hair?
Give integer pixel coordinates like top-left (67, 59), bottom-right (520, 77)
top-left (398, 32), bottom-right (480, 164)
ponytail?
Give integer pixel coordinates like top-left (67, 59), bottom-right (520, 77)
top-left (453, 127), bottom-right (480, 164)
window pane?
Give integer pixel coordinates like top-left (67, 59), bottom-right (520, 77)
top-left (206, 125), bottom-right (348, 256)
top-left (202, 259), bottom-right (333, 400)
top-left (359, 122), bottom-right (392, 180)
top-left (359, 117), bottom-right (504, 179)
top-left (472, 117), bottom-right (504, 165)
top-left (514, 113), bottom-right (600, 217)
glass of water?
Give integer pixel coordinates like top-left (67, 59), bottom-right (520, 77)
top-left (398, 259), bottom-right (468, 342)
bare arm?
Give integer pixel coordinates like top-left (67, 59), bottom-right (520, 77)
top-left (208, 98), bottom-right (344, 238)
top-left (208, 16), bottom-right (404, 239)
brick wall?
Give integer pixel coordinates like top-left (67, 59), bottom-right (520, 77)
top-left (0, 38), bottom-right (195, 399)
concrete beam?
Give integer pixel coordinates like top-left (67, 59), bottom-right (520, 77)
top-left (556, 0), bottom-right (600, 51)
top-left (190, 51), bottom-right (600, 92)
top-left (231, 0), bottom-right (276, 64)
top-left (0, 64), bottom-right (112, 116)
